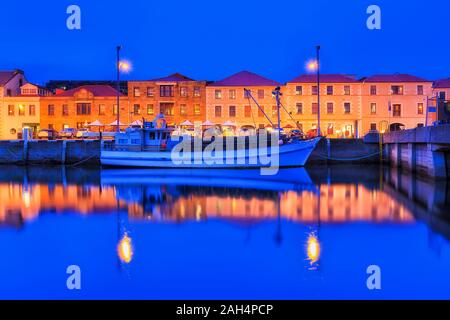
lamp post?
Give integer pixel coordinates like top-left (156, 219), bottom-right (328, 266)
top-left (316, 45), bottom-right (321, 137)
top-left (116, 45), bottom-right (121, 133)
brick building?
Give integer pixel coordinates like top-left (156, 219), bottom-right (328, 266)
top-left (40, 85), bottom-right (127, 131)
top-left (284, 74), bottom-right (362, 138)
top-left (128, 73), bottom-right (207, 126)
top-left (206, 71), bottom-right (281, 131)
top-left (360, 74), bottom-right (434, 133)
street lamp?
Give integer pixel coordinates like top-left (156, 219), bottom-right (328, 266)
top-left (305, 46), bottom-right (321, 137)
top-left (116, 46), bottom-right (122, 133)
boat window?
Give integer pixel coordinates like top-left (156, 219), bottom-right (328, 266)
top-left (149, 132), bottom-right (156, 140)
top-left (131, 139), bottom-right (140, 144)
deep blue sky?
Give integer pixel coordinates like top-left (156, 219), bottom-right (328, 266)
top-left (0, 0), bottom-right (449, 85)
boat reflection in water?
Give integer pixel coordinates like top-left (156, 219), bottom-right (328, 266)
top-left (0, 165), bottom-right (449, 299)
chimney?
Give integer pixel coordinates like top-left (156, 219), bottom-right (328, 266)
top-left (55, 88), bottom-right (65, 95)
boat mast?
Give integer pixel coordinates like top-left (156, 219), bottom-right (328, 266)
top-left (273, 87), bottom-right (282, 130)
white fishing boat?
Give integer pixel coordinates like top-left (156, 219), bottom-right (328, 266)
top-left (101, 87), bottom-right (321, 169)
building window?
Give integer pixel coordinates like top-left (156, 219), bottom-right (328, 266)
top-left (134, 87), bottom-right (141, 97)
top-left (147, 104), bottom-right (154, 115)
top-left (370, 85), bottom-right (377, 95)
top-left (327, 86), bottom-right (333, 95)
top-left (8, 105), bottom-right (14, 116)
top-left (229, 106), bottom-right (236, 117)
top-left (180, 87), bottom-right (188, 97)
top-left (76, 122), bottom-right (85, 129)
top-left (215, 90), bottom-right (222, 99)
top-left (296, 103), bottom-right (303, 115)
top-left (393, 104), bottom-right (401, 117)
top-left (312, 103), bottom-right (318, 114)
top-left (370, 103), bottom-right (377, 114)
top-left (98, 104), bottom-right (106, 115)
top-left (160, 85), bottom-right (174, 97)
top-left (6, 89), bottom-right (12, 97)
top-left (18, 105), bottom-right (25, 116)
top-left (370, 123), bottom-right (377, 131)
top-left (228, 90), bottom-right (236, 99)
top-left (180, 104), bottom-right (187, 116)
top-left (295, 86), bottom-right (303, 95)
top-left (327, 102), bottom-right (334, 114)
top-left (113, 104), bottom-right (118, 115)
top-left (417, 103), bottom-right (424, 115)
top-left (215, 106), bottom-right (222, 118)
top-left (391, 86), bottom-right (404, 95)
top-left (272, 106), bottom-right (278, 116)
top-left (258, 90), bottom-right (265, 99)
top-left (48, 124), bottom-right (54, 130)
top-left (76, 103), bottom-right (91, 115)
top-left (344, 86), bottom-right (351, 95)
top-left (133, 104), bottom-right (141, 115)
top-left (417, 85), bottom-right (424, 95)
top-left (160, 103), bottom-right (174, 116)
top-left (244, 90), bottom-right (251, 99)
top-left (194, 104), bottom-right (201, 116)
top-left (63, 104), bottom-right (69, 116)
top-left (417, 123), bottom-right (424, 128)
top-left (244, 105), bottom-right (252, 118)
top-left (439, 92), bottom-right (446, 100)
top-left (312, 86), bottom-right (318, 95)
top-left (344, 102), bottom-right (351, 114)
top-left (194, 86), bottom-right (201, 97)
top-left (29, 105), bottom-right (36, 116)
top-left (48, 104), bottom-right (55, 116)
top-left (147, 87), bottom-right (155, 97)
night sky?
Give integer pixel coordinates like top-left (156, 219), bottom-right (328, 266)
top-left (1, 0), bottom-right (449, 84)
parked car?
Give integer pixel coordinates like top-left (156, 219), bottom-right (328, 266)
top-left (37, 129), bottom-right (59, 140)
top-left (60, 128), bottom-right (77, 139)
top-left (76, 128), bottom-right (89, 139)
top-left (290, 129), bottom-right (306, 139)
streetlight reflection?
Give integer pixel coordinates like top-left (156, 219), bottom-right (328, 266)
top-left (118, 233), bottom-right (134, 264)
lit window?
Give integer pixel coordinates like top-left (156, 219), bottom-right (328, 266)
top-left (295, 86), bottom-right (303, 95)
top-left (417, 103), bottom-right (424, 115)
top-left (8, 105), bottom-right (14, 116)
top-left (215, 90), bottom-right (222, 99)
top-left (370, 103), bottom-right (377, 114)
top-left (134, 87), bottom-right (141, 97)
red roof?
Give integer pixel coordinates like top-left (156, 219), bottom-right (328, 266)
top-left (362, 74), bottom-right (431, 83)
top-left (288, 74), bottom-right (357, 83)
top-left (56, 85), bottom-right (124, 97)
top-left (210, 71), bottom-right (281, 87)
top-left (151, 73), bottom-right (194, 82)
top-left (434, 78), bottom-right (450, 88)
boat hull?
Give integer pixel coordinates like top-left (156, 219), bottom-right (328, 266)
top-left (101, 137), bottom-right (321, 169)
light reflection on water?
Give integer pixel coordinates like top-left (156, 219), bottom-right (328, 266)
top-left (0, 165), bottom-right (449, 299)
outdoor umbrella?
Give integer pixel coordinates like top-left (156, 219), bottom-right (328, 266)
top-left (180, 120), bottom-right (194, 126)
top-left (222, 121), bottom-right (237, 127)
top-left (109, 120), bottom-right (125, 126)
top-left (88, 120), bottom-right (104, 127)
top-left (130, 120), bottom-right (143, 126)
top-left (202, 120), bottom-right (215, 126)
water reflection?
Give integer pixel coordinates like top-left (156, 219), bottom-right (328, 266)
top-left (1, 166), bottom-right (446, 228)
top-left (1, 165), bottom-right (450, 299)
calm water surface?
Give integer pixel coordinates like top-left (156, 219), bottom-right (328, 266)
top-left (0, 165), bottom-right (449, 300)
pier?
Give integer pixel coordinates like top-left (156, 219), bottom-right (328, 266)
top-left (383, 124), bottom-right (450, 179)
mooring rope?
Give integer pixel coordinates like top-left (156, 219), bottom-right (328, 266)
top-left (313, 151), bottom-right (381, 161)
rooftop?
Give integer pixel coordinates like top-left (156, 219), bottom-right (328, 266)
top-left (210, 71), bottom-right (281, 87)
top-left (288, 74), bottom-right (358, 83)
top-left (0, 70), bottom-right (23, 86)
top-left (433, 78), bottom-right (450, 88)
top-left (362, 74), bottom-right (432, 83)
top-left (150, 73), bottom-right (194, 82)
top-left (55, 85), bottom-right (124, 97)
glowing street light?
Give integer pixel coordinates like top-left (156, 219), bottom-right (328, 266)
top-left (306, 59), bottom-right (319, 73)
top-left (119, 60), bottom-right (132, 73)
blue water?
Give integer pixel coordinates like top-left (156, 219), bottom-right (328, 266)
top-left (0, 165), bottom-right (449, 300)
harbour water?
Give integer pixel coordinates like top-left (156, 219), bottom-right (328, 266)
top-left (0, 165), bottom-right (449, 300)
